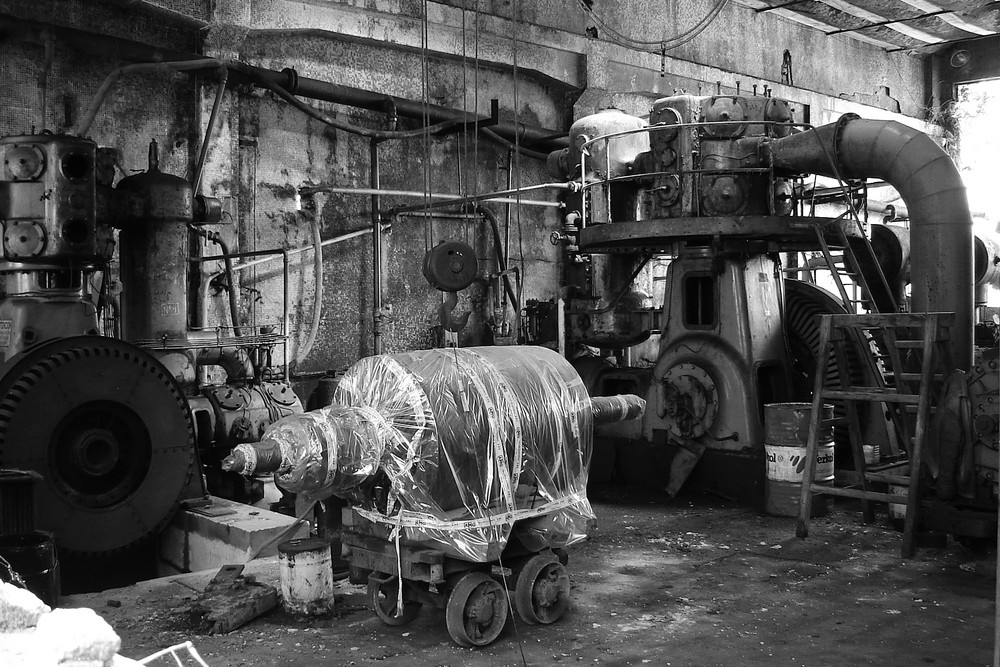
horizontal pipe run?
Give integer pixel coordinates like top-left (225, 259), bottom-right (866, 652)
top-left (0, 14), bottom-right (568, 151)
top-left (226, 61), bottom-right (468, 142)
top-left (300, 185), bottom-right (562, 209)
top-left (389, 182), bottom-right (576, 215)
top-left (198, 229), bottom-right (373, 277)
top-left (235, 64), bottom-right (568, 151)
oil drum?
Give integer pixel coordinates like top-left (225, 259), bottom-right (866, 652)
top-left (764, 402), bottom-right (835, 517)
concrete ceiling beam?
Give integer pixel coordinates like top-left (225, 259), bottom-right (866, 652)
top-left (243, 0), bottom-right (587, 92)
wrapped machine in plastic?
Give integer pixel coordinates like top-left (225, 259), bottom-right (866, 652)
top-left (224, 346), bottom-right (644, 562)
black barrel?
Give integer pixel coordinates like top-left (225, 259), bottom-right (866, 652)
top-left (0, 531), bottom-right (60, 607)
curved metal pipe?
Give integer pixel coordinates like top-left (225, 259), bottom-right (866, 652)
top-left (196, 345), bottom-right (253, 382)
top-left (75, 59), bottom-right (228, 136)
top-left (769, 118), bottom-right (974, 370)
top-left (197, 229), bottom-right (243, 338)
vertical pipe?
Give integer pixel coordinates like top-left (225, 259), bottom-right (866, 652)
top-left (283, 250), bottom-right (290, 381)
top-left (557, 297), bottom-right (566, 357)
top-left (504, 149), bottom-right (513, 300)
top-left (580, 143), bottom-right (588, 228)
top-left (371, 139), bottom-right (384, 355)
top-left (605, 136), bottom-right (612, 222)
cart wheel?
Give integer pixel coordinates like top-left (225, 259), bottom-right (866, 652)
top-left (445, 571), bottom-right (508, 647)
top-left (515, 553), bottom-right (570, 625)
top-left (368, 575), bottom-right (421, 626)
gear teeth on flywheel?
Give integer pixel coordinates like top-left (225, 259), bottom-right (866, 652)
top-left (0, 337), bottom-right (197, 558)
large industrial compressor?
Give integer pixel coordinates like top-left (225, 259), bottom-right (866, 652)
top-left (0, 133), bottom-right (301, 563)
top-left (543, 93), bottom-right (997, 528)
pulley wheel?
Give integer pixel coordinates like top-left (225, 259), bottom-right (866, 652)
top-left (445, 571), bottom-right (508, 647)
top-left (514, 552), bottom-right (570, 625)
top-left (423, 240), bottom-right (479, 292)
top-left (0, 336), bottom-right (195, 556)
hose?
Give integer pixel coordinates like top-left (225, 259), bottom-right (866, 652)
top-left (481, 127), bottom-right (550, 161)
top-left (294, 214), bottom-right (325, 367)
top-left (196, 228), bottom-right (243, 338)
top-left (475, 205), bottom-right (519, 311)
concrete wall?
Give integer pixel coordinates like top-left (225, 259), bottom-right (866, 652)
top-left (0, 0), bottom-right (932, 395)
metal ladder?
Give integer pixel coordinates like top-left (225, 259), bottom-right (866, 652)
top-left (794, 312), bottom-right (956, 557)
top-left (812, 217), bottom-right (897, 316)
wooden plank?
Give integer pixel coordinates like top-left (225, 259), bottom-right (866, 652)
top-left (188, 565), bottom-right (278, 635)
top-left (341, 531), bottom-right (445, 564)
top-left (827, 313), bottom-right (955, 328)
top-left (888, 372), bottom-right (946, 382)
top-left (796, 316), bottom-right (833, 540)
top-left (809, 487), bottom-right (905, 503)
top-left (865, 472), bottom-right (910, 485)
top-left (822, 389), bottom-right (919, 403)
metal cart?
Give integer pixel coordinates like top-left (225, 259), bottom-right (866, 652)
top-left (342, 509), bottom-right (571, 647)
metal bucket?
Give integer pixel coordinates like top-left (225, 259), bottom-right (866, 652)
top-left (278, 537), bottom-right (334, 614)
top-left (764, 403), bottom-right (835, 518)
top-left (0, 531), bottom-right (60, 607)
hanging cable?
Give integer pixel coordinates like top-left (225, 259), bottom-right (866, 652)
top-left (512, 0), bottom-right (525, 342)
top-left (577, 0), bottom-right (730, 54)
top-left (474, 1), bottom-right (481, 202)
top-left (421, 0), bottom-right (433, 254)
top-left (459, 7), bottom-right (467, 198)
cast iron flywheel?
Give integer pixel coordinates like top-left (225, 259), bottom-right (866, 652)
top-left (0, 336), bottom-right (196, 556)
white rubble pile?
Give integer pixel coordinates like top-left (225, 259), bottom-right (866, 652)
top-left (0, 580), bottom-right (49, 631)
top-left (0, 581), bottom-right (141, 667)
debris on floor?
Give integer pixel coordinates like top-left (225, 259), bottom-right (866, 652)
top-left (188, 564), bottom-right (278, 635)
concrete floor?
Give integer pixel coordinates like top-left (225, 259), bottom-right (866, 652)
top-left (63, 484), bottom-right (996, 666)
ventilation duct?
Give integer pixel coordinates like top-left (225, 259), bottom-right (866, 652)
top-left (768, 117), bottom-right (974, 370)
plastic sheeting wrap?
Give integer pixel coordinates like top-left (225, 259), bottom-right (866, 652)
top-left (243, 346), bottom-right (596, 562)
